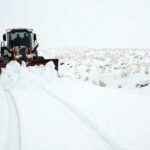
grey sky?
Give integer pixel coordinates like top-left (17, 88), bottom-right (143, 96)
top-left (0, 0), bottom-right (150, 49)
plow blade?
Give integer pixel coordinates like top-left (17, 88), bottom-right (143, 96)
top-left (26, 59), bottom-right (59, 71)
top-left (0, 59), bottom-right (59, 74)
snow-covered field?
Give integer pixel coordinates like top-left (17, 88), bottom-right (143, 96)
top-left (42, 48), bottom-right (150, 97)
top-left (0, 48), bottom-right (150, 150)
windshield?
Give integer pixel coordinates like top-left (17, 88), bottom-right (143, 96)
top-left (8, 31), bottom-right (32, 48)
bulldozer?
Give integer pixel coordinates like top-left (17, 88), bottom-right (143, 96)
top-left (0, 28), bottom-right (59, 73)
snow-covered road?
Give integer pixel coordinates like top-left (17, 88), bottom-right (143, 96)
top-left (1, 85), bottom-right (150, 150)
top-left (1, 88), bottom-right (113, 150)
top-left (0, 90), bottom-right (21, 150)
top-left (0, 59), bottom-right (150, 150)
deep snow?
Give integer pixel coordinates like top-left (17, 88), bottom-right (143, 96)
top-left (0, 48), bottom-right (150, 150)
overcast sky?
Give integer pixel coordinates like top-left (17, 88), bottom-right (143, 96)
top-left (0, 0), bottom-right (150, 49)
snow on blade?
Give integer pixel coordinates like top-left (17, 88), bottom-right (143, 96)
top-left (0, 61), bottom-right (58, 90)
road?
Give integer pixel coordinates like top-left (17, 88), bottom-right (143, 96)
top-left (0, 88), bottom-right (114, 150)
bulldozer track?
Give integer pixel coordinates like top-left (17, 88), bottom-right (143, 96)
top-left (43, 88), bottom-right (120, 150)
top-left (5, 90), bottom-right (22, 150)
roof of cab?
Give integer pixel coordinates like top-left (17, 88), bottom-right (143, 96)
top-left (6, 28), bottom-right (33, 33)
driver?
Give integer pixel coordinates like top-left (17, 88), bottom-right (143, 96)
top-left (22, 33), bottom-right (30, 47)
top-left (13, 34), bottom-right (22, 46)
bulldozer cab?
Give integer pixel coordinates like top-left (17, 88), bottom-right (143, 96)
top-left (6, 29), bottom-right (34, 49)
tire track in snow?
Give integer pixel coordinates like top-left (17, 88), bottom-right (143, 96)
top-left (5, 89), bottom-right (22, 150)
top-left (43, 88), bottom-right (123, 150)
top-left (0, 90), bottom-right (10, 150)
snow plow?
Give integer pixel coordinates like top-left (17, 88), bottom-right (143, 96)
top-left (0, 28), bottom-right (59, 73)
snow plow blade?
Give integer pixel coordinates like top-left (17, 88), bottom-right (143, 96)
top-left (26, 59), bottom-right (59, 71)
top-left (0, 59), bottom-right (59, 74)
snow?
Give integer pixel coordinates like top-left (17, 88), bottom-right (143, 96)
top-left (45, 48), bottom-right (150, 97)
top-left (0, 48), bottom-right (150, 150)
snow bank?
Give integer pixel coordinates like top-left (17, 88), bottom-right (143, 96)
top-left (0, 61), bottom-right (58, 90)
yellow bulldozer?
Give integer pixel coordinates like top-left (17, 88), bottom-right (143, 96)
top-left (0, 28), bottom-right (59, 73)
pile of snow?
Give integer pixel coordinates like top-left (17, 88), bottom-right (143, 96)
top-left (0, 61), bottom-right (57, 90)
top-left (0, 49), bottom-right (150, 150)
